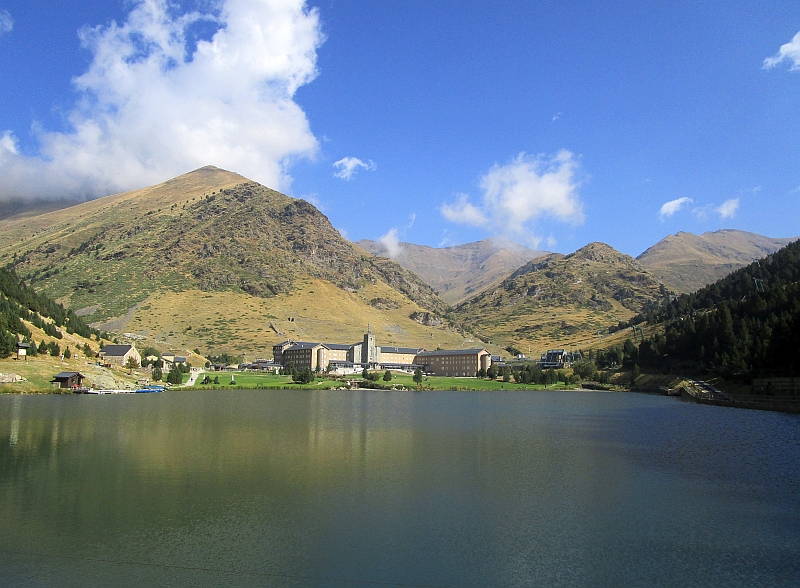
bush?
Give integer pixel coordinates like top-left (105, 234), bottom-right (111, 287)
top-left (383, 370), bottom-right (392, 382)
top-left (572, 360), bottom-right (598, 381)
top-left (293, 368), bottom-right (315, 384)
top-left (167, 366), bottom-right (183, 385)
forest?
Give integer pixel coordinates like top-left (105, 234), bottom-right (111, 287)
top-left (0, 267), bottom-right (100, 358)
top-left (621, 239), bottom-right (800, 378)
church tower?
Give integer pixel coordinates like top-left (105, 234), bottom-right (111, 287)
top-left (363, 323), bottom-right (378, 366)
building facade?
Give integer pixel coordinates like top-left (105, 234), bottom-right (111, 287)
top-left (99, 344), bottom-right (141, 367)
top-left (414, 349), bottom-right (492, 377)
top-left (282, 342), bottom-right (326, 371)
top-left (378, 346), bottom-right (425, 368)
top-left (362, 325), bottom-right (378, 366)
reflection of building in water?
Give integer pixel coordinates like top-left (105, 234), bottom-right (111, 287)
top-left (306, 390), bottom-right (416, 474)
top-left (9, 395), bottom-right (20, 447)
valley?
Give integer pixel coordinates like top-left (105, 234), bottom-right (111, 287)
top-left (1, 166), bottom-right (796, 373)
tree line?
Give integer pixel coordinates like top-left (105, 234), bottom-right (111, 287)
top-left (611, 239), bottom-right (800, 378)
top-left (1, 267), bottom-right (102, 358)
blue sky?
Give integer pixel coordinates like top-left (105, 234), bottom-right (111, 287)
top-left (1, 1), bottom-right (799, 257)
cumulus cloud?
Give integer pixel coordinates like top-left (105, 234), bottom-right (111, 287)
top-left (659, 197), bottom-right (693, 219)
top-left (0, 9), bottom-right (12, 34)
top-left (332, 156), bottom-right (376, 180)
top-left (716, 198), bottom-right (740, 219)
top-left (441, 151), bottom-right (583, 241)
top-left (764, 31), bottom-right (800, 70)
top-left (378, 228), bottom-right (403, 259)
top-left (1, 131), bottom-right (18, 155)
top-left (0, 0), bottom-right (323, 200)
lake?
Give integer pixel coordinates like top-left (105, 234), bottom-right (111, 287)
top-left (1, 390), bottom-right (798, 587)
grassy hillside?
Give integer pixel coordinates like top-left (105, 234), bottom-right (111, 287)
top-left (0, 167), bottom-right (465, 359)
top-left (358, 238), bottom-right (546, 304)
top-left (453, 242), bottom-right (667, 353)
top-left (637, 229), bottom-right (796, 293)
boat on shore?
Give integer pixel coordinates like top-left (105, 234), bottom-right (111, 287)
top-left (78, 389), bottom-right (133, 394)
top-left (135, 385), bottom-right (165, 393)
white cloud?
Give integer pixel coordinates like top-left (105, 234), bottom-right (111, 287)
top-left (332, 156), bottom-right (376, 180)
top-left (691, 205), bottom-right (711, 220)
top-left (0, 0), bottom-right (323, 200)
top-left (0, 9), bottom-right (12, 34)
top-left (441, 151), bottom-right (584, 240)
top-left (552, 112), bottom-right (561, 122)
top-left (659, 197), bottom-right (693, 219)
top-left (764, 31), bottom-right (800, 70)
top-left (716, 198), bottom-right (740, 219)
top-left (0, 131), bottom-right (18, 155)
top-left (406, 212), bottom-right (416, 229)
top-left (378, 228), bottom-right (403, 259)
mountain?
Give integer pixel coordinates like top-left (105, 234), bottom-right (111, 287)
top-left (357, 238), bottom-right (546, 305)
top-left (637, 229), bottom-right (796, 293)
top-left (452, 242), bottom-right (666, 352)
top-left (0, 167), bottom-right (468, 358)
top-left (634, 239), bottom-right (800, 378)
top-left (0, 198), bottom-right (78, 222)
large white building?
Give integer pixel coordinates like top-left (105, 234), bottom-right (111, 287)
top-left (272, 326), bottom-right (424, 372)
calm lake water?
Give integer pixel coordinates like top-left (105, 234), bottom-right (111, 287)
top-left (1, 390), bottom-right (798, 587)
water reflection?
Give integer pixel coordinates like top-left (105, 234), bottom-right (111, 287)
top-left (1, 390), bottom-right (798, 587)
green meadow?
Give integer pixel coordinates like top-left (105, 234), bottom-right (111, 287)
top-left (180, 371), bottom-right (574, 391)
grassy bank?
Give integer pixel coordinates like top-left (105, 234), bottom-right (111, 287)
top-left (179, 371), bottom-right (578, 391)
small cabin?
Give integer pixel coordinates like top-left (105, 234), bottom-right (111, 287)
top-left (52, 372), bottom-right (85, 389)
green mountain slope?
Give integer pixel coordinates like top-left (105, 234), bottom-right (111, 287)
top-left (453, 242), bottom-right (667, 352)
top-left (0, 266), bottom-right (99, 357)
top-left (0, 167), bottom-right (462, 357)
top-left (632, 239), bottom-right (800, 377)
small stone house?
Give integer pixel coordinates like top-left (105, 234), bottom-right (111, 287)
top-left (99, 344), bottom-right (141, 367)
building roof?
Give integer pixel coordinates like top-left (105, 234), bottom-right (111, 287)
top-left (100, 345), bottom-right (133, 356)
top-left (416, 348), bottom-right (488, 357)
top-left (53, 372), bottom-right (84, 379)
top-left (380, 346), bottom-right (423, 354)
top-left (323, 343), bottom-right (353, 351)
top-left (286, 342), bottom-right (324, 351)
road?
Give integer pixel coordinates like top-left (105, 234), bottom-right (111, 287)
top-left (183, 370), bottom-right (204, 387)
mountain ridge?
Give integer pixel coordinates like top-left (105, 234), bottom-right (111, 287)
top-left (0, 167), bottom-right (467, 357)
top-left (637, 229), bottom-right (796, 293)
top-left (357, 238), bottom-right (546, 305)
top-left (452, 241), bottom-right (667, 351)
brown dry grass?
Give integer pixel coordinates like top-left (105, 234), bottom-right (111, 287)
top-left (118, 276), bottom-right (479, 359)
